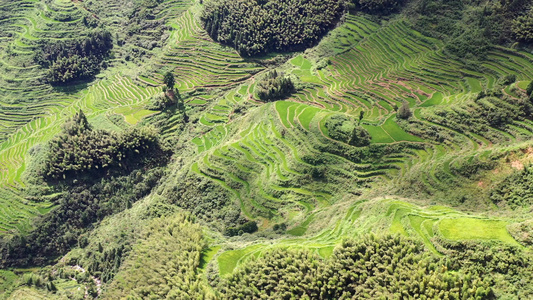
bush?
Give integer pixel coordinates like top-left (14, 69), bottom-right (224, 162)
top-left (349, 126), bottom-right (371, 147)
top-left (325, 115), bottom-right (370, 146)
top-left (502, 74), bottom-right (517, 85)
top-left (490, 165), bottom-right (533, 209)
top-left (224, 221), bottom-right (258, 237)
top-left (147, 92), bottom-right (176, 110)
top-left (526, 80), bottom-right (533, 96)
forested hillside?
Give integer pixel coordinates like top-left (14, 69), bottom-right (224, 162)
top-left (0, 0), bottom-right (533, 298)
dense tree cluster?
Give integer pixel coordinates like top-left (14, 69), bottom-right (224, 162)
top-left (221, 235), bottom-right (492, 299)
top-left (201, 0), bottom-right (345, 56)
top-left (325, 115), bottom-right (371, 147)
top-left (35, 30), bottom-right (113, 84)
top-left (352, 0), bottom-right (407, 15)
top-left (407, 0), bottom-right (532, 62)
top-left (256, 71), bottom-right (295, 102)
top-left (162, 174), bottom-right (240, 227)
top-left (508, 219), bottom-right (533, 247)
top-left (102, 214), bottom-right (209, 299)
top-left (490, 165), bottom-right (533, 209)
top-left (224, 221), bottom-right (258, 237)
top-left (0, 167), bottom-right (164, 267)
top-left (397, 101), bottom-right (412, 119)
top-left (439, 238), bottom-right (533, 298)
top-left (43, 111), bottom-right (166, 180)
top-left (512, 9), bottom-right (533, 42)
top-left (147, 92), bottom-right (177, 110)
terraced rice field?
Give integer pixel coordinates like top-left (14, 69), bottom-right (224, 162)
top-left (182, 15), bottom-right (533, 273)
top-left (217, 198), bottom-right (521, 275)
top-left (0, 0), bottom-right (264, 232)
top-left (191, 103), bottom-right (394, 222)
top-left (1, 0), bottom-right (532, 252)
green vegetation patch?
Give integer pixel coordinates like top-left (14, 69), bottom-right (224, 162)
top-left (361, 124), bottom-right (394, 143)
top-left (218, 244), bottom-right (264, 276)
top-left (438, 218), bottom-right (519, 246)
top-left (383, 115), bottom-right (423, 142)
top-left (220, 235), bottom-right (492, 299)
top-left (103, 214), bottom-right (210, 299)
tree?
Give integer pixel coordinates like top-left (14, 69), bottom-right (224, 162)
top-left (256, 71), bottom-right (294, 102)
top-left (359, 111), bottom-right (364, 125)
top-left (527, 80), bottom-right (533, 97)
top-left (349, 126), bottom-right (371, 147)
top-left (163, 72), bottom-right (175, 90)
top-left (502, 74), bottom-right (517, 85)
top-left (397, 102), bottom-right (412, 119)
top-left (512, 12), bottom-right (533, 42)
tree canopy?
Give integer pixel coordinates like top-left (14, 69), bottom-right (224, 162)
top-left (201, 0), bottom-right (345, 56)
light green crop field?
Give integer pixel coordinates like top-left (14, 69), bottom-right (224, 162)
top-left (438, 218), bottom-right (520, 246)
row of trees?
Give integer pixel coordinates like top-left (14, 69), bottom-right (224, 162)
top-left (35, 30), bottom-right (113, 84)
top-left (221, 234), bottom-right (493, 298)
top-left (201, 0), bottom-right (345, 56)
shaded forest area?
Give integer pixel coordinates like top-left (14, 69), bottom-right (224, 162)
top-left (35, 31), bottom-right (113, 84)
top-left (201, 0), bottom-right (345, 56)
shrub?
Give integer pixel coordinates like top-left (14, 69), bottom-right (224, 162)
top-left (325, 115), bottom-right (369, 146)
top-left (349, 126), bottom-right (371, 147)
top-left (490, 165), bottom-right (533, 209)
top-left (224, 221), bottom-right (258, 237)
top-left (147, 92), bottom-right (176, 110)
top-left (502, 74), bottom-right (517, 85)
top-left (526, 80), bottom-right (533, 96)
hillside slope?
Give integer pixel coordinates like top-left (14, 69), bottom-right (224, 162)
top-left (1, 0), bottom-right (533, 298)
